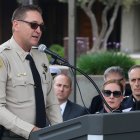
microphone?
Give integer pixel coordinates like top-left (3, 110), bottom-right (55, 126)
top-left (38, 45), bottom-right (112, 112)
top-left (38, 44), bottom-right (68, 64)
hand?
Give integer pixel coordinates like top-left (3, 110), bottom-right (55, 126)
top-left (29, 126), bottom-right (41, 139)
top-left (31, 126), bottom-right (41, 132)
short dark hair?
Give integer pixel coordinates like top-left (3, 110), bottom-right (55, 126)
top-left (54, 74), bottom-right (72, 88)
top-left (11, 5), bottom-right (42, 21)
top-left (104, 66), bottom-right (125, 81)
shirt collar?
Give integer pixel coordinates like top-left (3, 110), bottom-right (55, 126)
top-left (60, 101), bottom-right (67, 115)
top-left (9, 37), bottom-right (31, 61)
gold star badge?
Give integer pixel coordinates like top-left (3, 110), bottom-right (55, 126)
top-left (42, 63), bottom-right (48, 73)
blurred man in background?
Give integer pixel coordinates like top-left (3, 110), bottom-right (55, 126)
top-left (53, 74), bottom-right (88, 121)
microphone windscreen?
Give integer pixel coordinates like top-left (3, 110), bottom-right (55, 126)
top-left (38, 44), bottom-right (46, 52)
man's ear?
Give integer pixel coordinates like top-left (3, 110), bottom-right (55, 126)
top-left (12, 20), bottom-right (20, 31)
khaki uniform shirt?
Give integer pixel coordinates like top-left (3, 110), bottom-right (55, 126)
top-left (0, 37), bottom-right (62, 139)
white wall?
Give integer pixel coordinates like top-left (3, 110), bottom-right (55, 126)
top-left (121, 5), bottom-right (140, 53)
top-left (69, 75), bottom-right (104, 108)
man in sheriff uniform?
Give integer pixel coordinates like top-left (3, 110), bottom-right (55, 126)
top-left (0, 5), bottom-right (62, 140)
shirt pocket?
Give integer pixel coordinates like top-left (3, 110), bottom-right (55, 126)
top-left (12, 76), bottom-right (34, 86)
top-left (41, 70), bottom-right (51, 84)
top-left (11, 76), bottom-right (35, 102)
top-left (41, 73), bottom-right (50, 100)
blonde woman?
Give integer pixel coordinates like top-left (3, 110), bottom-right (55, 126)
top-left (100, 80), bottom-right (124, 113)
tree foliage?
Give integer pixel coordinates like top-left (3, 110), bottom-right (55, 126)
top-left (58, 0), bottom-right (140, 52)
top-left (77, 51), bottom-right (135, 78)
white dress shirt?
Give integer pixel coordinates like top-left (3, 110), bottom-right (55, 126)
top-left (60, 101), bottom-right (67, 115)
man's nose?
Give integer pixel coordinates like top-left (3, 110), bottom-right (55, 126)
top-left (60, 86), bottom-right (64, 91)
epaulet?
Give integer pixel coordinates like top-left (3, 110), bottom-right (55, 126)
top-left (0, 41), bottom-right (11, 53)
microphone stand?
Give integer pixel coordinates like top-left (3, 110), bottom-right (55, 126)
top-left (49, 55), bottom-right (113, 113)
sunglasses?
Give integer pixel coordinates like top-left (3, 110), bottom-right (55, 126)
top-left (17, 20), bottom-right (45, 31)
top-left (102, 90), bottom-right (122, 98)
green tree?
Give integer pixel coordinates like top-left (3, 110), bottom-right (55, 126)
top-left (59, 0), bottom-right (140, 52)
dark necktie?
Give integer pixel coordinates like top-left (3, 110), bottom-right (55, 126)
top-left (26, 54), bottom-right (46, 128)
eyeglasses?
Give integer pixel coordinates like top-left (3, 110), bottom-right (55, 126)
top-left (102, 90), bottom-right (122, 98)
top-left (17, 20), bottom-right (45, 31)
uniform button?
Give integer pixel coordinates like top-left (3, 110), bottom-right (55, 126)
top-left (23, 73), bottom-right (27, 76)
top-left (17, 74), bottom-right (20, 77)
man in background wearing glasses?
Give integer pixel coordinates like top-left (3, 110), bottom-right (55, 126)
top-left (0, 5), bottom-right (62, 140)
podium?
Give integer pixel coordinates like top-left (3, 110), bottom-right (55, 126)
top-left (30, 111), bottom-right (140, 140)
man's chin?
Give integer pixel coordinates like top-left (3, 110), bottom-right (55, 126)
top-left (133, 94), bottom-right (140, 100)
top-left (134, 93), bottom-right (140, 96)
top-left (31, 40), bottom-right (39, 46)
